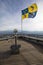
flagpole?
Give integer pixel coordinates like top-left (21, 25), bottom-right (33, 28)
top-left (21, 11), bottom-right (22, 32)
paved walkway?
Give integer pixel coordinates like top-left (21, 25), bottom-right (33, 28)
top-left (0, 39), bottom-right (43, 65)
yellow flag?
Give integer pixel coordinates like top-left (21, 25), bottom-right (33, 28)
top-left (22, 13), bottom-right (28, 19)
top-left (21, 3), bottom-right (38, 20)
top-left (28, 3), bottom-right (38, 13)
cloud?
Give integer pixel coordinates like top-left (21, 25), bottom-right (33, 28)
top-left (22, 0), bottom-right (43, 31)
top-left (0, 0), bottom-right (43, 31)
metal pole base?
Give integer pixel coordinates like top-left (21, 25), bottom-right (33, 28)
top-left (10, 45), bottom-right (21, 54)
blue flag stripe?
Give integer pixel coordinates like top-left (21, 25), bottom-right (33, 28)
top-left (29, 11), bottom-right (37, 18)
top-left (22, 8), bottom-right (28, 15)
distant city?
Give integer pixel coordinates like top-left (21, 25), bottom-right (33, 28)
top-left (0, 30), bottom-right (43, 38)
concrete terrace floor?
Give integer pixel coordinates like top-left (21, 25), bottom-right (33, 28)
top-left (0, 38), bottom-right (43, 65)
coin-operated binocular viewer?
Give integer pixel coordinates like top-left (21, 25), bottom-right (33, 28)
top-left (11, 29), bottom-right (21, 54)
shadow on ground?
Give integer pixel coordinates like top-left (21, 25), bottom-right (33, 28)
top-left (18, 37), bottom-right (43, 54)
top-left (0, 50), bottom-right (12, 59)
top-left (0, 47), bottom-right (20, 60)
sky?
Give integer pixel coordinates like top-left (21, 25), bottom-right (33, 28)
top-left (0, 0), bottom-right (43, 31)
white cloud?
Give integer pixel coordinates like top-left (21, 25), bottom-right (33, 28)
top-left (23, 1), bottom-right (43, 31)
top-left (0, 0), bottom-right (43, 31)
